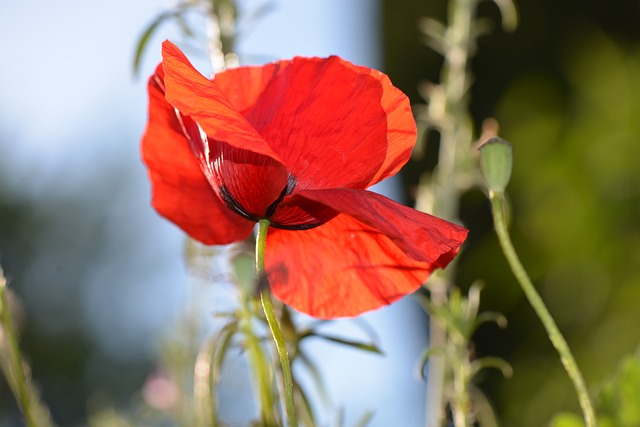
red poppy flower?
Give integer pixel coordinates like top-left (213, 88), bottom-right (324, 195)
top-left (142, 40), bottom-right (468, 319)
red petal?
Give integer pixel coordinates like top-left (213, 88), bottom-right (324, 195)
top-left (210, 61), bottom-right (284, 113)
top-left (287, 188), bottom-right (468, 264)
top-left (367, 75), bottom-right (417, 186)
top-left (141, 65), bottom-right (255, 245)
top-left (213, 57), bottom-right (415, 190)
top-left (160, 40), bottom-right (282, 162)
top-left (268, 194), bottom-right (338, 230)
top-left (211, 142), bottom-right (290, 219)
top-left (265, 215), bottom-right (435, 318)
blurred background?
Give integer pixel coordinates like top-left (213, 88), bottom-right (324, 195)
top-left (386, 0), bottom-right (640, 425)
top-left (1, 0), bottom-right (640, 426)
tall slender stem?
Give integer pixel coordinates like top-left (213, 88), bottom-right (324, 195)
top-left (420, 0), bottom-right (477, 424)
top-left (256, 219), bottom-right (297, 427)
top-left (239, 294), bottom-right (278, 425)
top-left (206, 0), bottom-right (238, 72)
top-left (0, 270), bottom-right (36, 427)
top-left (490, 194), bottom-right (596, 427)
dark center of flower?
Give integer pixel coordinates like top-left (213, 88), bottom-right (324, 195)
top-left (266, 174), bottom-right (297, 218)
top-left (217, 173), bottom-right (338, 231)
top-left (216, 173), bottom-right (297, 224)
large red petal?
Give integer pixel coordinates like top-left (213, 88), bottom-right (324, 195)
top-left (141, 66), bottom-right (255, 245)
top-left (286, 188), bottom-right (468, 264)
top-left (367, 74), bottom-right (417, 186)
top-left (210, 61), bottom-right (285, 113)
top-left (218, 57), bottom-right (413, 190)
top-left (160, 40), bottom-right (282, 162)
top-left (265, 215), bottom-right (435, 318)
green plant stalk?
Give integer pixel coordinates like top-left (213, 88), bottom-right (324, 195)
top-left (0, 270), bottom-right (37, 427)
top-left (239, 293), bottom-right (278, 426)
top-left (257, 219), bottom-right (298, 427)
top-left (421, 0), bottom-right (477, 424)
top-left (194, 323), bottom-right (238, 427)
top-left (490, 193), bottom-right (596, 427)
top-left (206, 0), bottom-right (237, 72)
top-left (450, 342), bottom-right (471, 427)
top-left (203, 3), bottom-right (285, 425)
top-left (194, 334), bottom-right (217, 427)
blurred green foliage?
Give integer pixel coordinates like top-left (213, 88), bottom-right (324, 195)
top-left (486, 30), bottom-right (640, 426)
top-left (0, 150), bottom-right (154, 425)
top-left (550, 349), bottom-right (640, 426)
top-left (385, 0), bottom-right (640, 425)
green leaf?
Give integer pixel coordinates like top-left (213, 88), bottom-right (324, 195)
top-left (475, 311), bottom-right (508, 329)
top-left (492, 0), bottom-right (518, 32)
top-left (194, 321), bottom-right (239, 427)
top-left (418, 17), bottom-right (448, 54)
top-left (469, 356), bottom-right (513, 379)
top-left (293, 382), bottom-right (318, 427)
top-left (312, 333), bottom-right (384, 355)
top-left (548, 412), bottom-right (585, 427)
top-left (599, 353), bottom-right (640, 425)
top-left (211, 321), bottom-right (240, 380)
top-left (133, 7), bottom-right (191, 77)
top-left (297, 352), bottom-right (331, 406)
top-left (415, 347), bottom-right (443, 380)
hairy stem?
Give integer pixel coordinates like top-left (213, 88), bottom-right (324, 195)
top-left (490, 193), bottom-right (596, 427)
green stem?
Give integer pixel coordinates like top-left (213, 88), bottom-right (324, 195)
top-left (206, 0), bottom-right (238, 72)
top-left (490, 193), bottom-right (596, 427)
top-left (422, 0), bottom-right (477, 424)
top-left (450, 345), bottom-right (470, 427)
top-left (0, 269), bottom-right (36, 427)
top-left (256, 219), bottom-right (297, 427)
top-left (239, 297), bottom-right (278, 426)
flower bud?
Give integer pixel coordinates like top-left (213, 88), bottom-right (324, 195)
top-left (479, 137), bottom-right (513, 194)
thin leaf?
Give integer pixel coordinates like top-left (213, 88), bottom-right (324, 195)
top-left (194, 321), bottom-right (238, 427)
top-left (418, 17), bottom-right (448, 54)
top-left (415, 347), bottom-right (444, 380)
top-left (0, 269), bottom-right (56, 427)
top-left (313, 333), bottom-right (383, 355)
top-left (194, 335), bottom-right (216, 427)
top-left (298, 352), bottom-right (331, 406)
top-left (212, 310), bottom-right (239, 320)
top-left (175, 12), bottom-right (195, 37)
top-left (475, 311), bottom-right (508, 329)
top-left (293, 381), bottom-right (317, 427)
top-left (348, 317), bottom-right (382, 347)
top-left (212, 321), bottom-right (240, 380)
top-left (469, 386), bottom-right (502, 427)
top-left (239, 309), bottom-right (278, 425)
top-left (492, 0), bottom-right (518, 32)
top-left (469, 356), bottom-right (513, 379)
top-left (134, 11), bottom-right (174, 77)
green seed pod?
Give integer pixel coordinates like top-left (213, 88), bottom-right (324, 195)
top-left (479, 137), bottom-right (513, 194)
